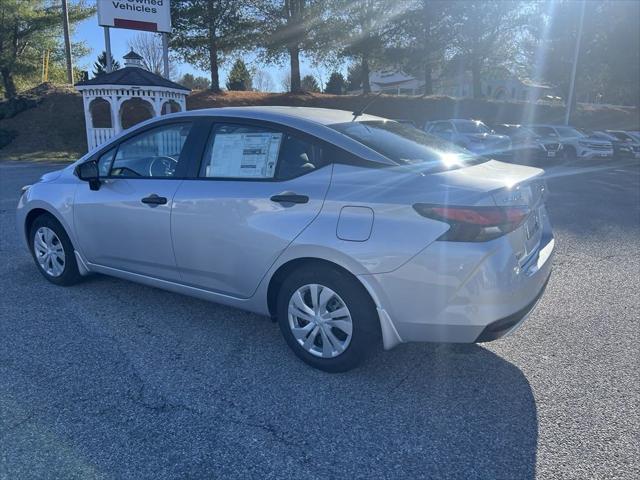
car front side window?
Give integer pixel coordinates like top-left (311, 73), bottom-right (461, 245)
top-left (110, 122), bottom-right (193, 178)
top-left (97, 148), bottom-right (116, 177)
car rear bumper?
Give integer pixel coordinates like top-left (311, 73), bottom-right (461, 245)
top-left (475, 272), bottom-right (550, 342)
top-left (361, 209), bottom-right (555, 347)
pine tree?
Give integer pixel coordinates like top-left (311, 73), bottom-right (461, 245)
top-left (346, 63), bottom-right (364, 92)
top-left (179, 73), bottom-right (210, 90)
top-left (93, 52), bottom-right (121, 78)
top-left (171, 0), bottom-right (255, 93)
top-left (0, 0), bottom-right (94, 98)
top-left (324, 72), bottom-right (346, 95)
top-left (226, 59), bottom-right (252, 91)
top-left (301, 75), bottom-right (320, 92)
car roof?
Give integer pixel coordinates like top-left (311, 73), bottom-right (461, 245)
top-left (168, 106), bottom-right (386, 127)
top-left (79, 106), bottom-right (396, 166)
top-left (528, 124), bottom-right (579, 129)
top-left (451, 119), bottom-right (485, 124)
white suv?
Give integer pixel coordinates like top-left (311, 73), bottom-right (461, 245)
top-left (528, 125), bottom-right (613, 161)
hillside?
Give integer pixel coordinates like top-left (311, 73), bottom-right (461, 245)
top-left (1, 83), bottom-right (638, 160)
top-left (0, 84), bottom-right (85, 160)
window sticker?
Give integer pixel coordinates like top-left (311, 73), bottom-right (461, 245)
top-left (206, 132), bottom-right (282, 178)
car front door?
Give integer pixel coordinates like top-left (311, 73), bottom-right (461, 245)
top-left (171, 121), bottom-right (333, 298)
top-left (74, 121), bottom-right (196, 280)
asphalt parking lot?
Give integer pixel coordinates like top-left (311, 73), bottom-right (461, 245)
top-left (1, 159), bottom-right (638, 480)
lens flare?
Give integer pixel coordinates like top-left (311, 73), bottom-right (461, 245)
top-left (440, 152), bottom-right (463, 167)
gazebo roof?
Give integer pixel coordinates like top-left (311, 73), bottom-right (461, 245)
top-left (123, 49), bottom-right (143, 61)
top-left (75, 66), bottom-right (190, 91)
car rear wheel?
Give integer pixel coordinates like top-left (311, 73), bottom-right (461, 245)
top-left (276, 265), bottom-right (380, 372)
top-left (30, 214), bottom-right (82, 286)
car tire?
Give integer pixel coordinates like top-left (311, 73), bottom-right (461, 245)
top-left (562, 146), bottom-right (577, 162)
top-left (29, 214), bottom-right (82, 286)
top-left (276, 264), bottom-right (380, 373)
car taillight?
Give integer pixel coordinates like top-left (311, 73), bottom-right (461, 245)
top-left (413, 204), bottom-right (530, 242)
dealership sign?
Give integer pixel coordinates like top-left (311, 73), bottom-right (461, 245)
top-left (97, 0), bottom-right (171, 33)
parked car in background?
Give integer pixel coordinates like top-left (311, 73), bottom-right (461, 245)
top-left (16, 107), bottom-right (554, 372)
top-left (626, 131), bottom-right (640, 143)
top-left (604, 130), bottom-right (640, 159)
top-left (424, 119), bottom-right (512, 158)
top-left (492, 124), bottom-right (563, 164)
top-left (527, 125), bottom-right (613, 161)
top-left (588, 131), bottom-right (638, 160)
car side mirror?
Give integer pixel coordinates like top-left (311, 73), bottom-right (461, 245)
top-left (76, 160), bottom-right (101, 191)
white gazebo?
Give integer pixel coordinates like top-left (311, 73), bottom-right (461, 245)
top-left (75, 50), bottom-right (190, 151)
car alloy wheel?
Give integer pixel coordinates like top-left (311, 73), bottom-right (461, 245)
top-left (287, 284), bottom-right (354, 358)
top-left (33, 226), bottom-right (66, 277)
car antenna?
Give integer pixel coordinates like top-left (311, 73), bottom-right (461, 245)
top-left (352, 91), bottom-right (383, 122)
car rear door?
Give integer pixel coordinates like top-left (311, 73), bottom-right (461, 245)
top-left (171, 120), bottom-right (333, 298)
top-left (74, 120), bottom-right (199, 280)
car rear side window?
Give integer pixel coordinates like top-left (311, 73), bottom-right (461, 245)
top-left (199, 123), bottom-right (326, 180)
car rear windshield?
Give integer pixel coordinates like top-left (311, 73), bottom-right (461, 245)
top-left (329, 120), bottom-right (485, 171)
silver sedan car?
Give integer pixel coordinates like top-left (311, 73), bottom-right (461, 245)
top-left (17, 107), bottom-right (554, 372)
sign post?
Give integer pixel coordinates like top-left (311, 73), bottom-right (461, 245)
top-left (104, 27), bottom-right (113, 73)
top-left (162, 32), bottom-right (170, 79)
top-left (97, 0), bottom-right (172, 77)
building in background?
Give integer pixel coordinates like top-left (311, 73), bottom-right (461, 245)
top-left (435, 66), bottom-right (561, 104)
top-left (356, 62), bottom-right (561, 104)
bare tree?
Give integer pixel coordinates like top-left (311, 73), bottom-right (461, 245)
top-left (252, 68), bottom-right (274, 92)
top-left (128, 33), bottom-right (178, 79)
top-left (313, 65), bottom-right (327, 91)
top-left (280, 71), bottom-right (291, 92)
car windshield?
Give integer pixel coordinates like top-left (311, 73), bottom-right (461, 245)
top-left (555, 126), bottom-right (585, 139)
top-left (529, 127), bottom-right (558, 138)
top-left (590, 131), bottom-right (615, 141)
top-left (329, 120), bottom-right (485, 171)
top-left (454, 120), bottom-right (491, 134)
top-left (510, 126), bottom-right (537, 138)
top-left (608, 131), bottom-right (633, 141)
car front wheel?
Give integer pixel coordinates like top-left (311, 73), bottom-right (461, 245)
top-left (30, 214), bottom-right (82, 286)
top-left (276, 265), bottom-right (380, 372)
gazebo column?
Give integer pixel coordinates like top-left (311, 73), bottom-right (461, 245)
top-left (112, 96), bottom-right (123, 134)
top-left (82, 94), bottom-right (94, 150)
top-left (153, 96), bottom-right (163, 116)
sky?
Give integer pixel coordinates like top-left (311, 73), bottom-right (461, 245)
top-left (73, 6), bottom-right (335, 92)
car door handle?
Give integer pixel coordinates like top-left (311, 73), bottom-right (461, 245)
top-left (141, 194), bottom-right (168, 205)
top-left (270, 193), bottom-right (309, 204)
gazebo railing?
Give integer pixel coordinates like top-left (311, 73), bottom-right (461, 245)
top-left (87, 127), bottom-right (184, 156)
top-left (88, 128), bottom-right (116, 150)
